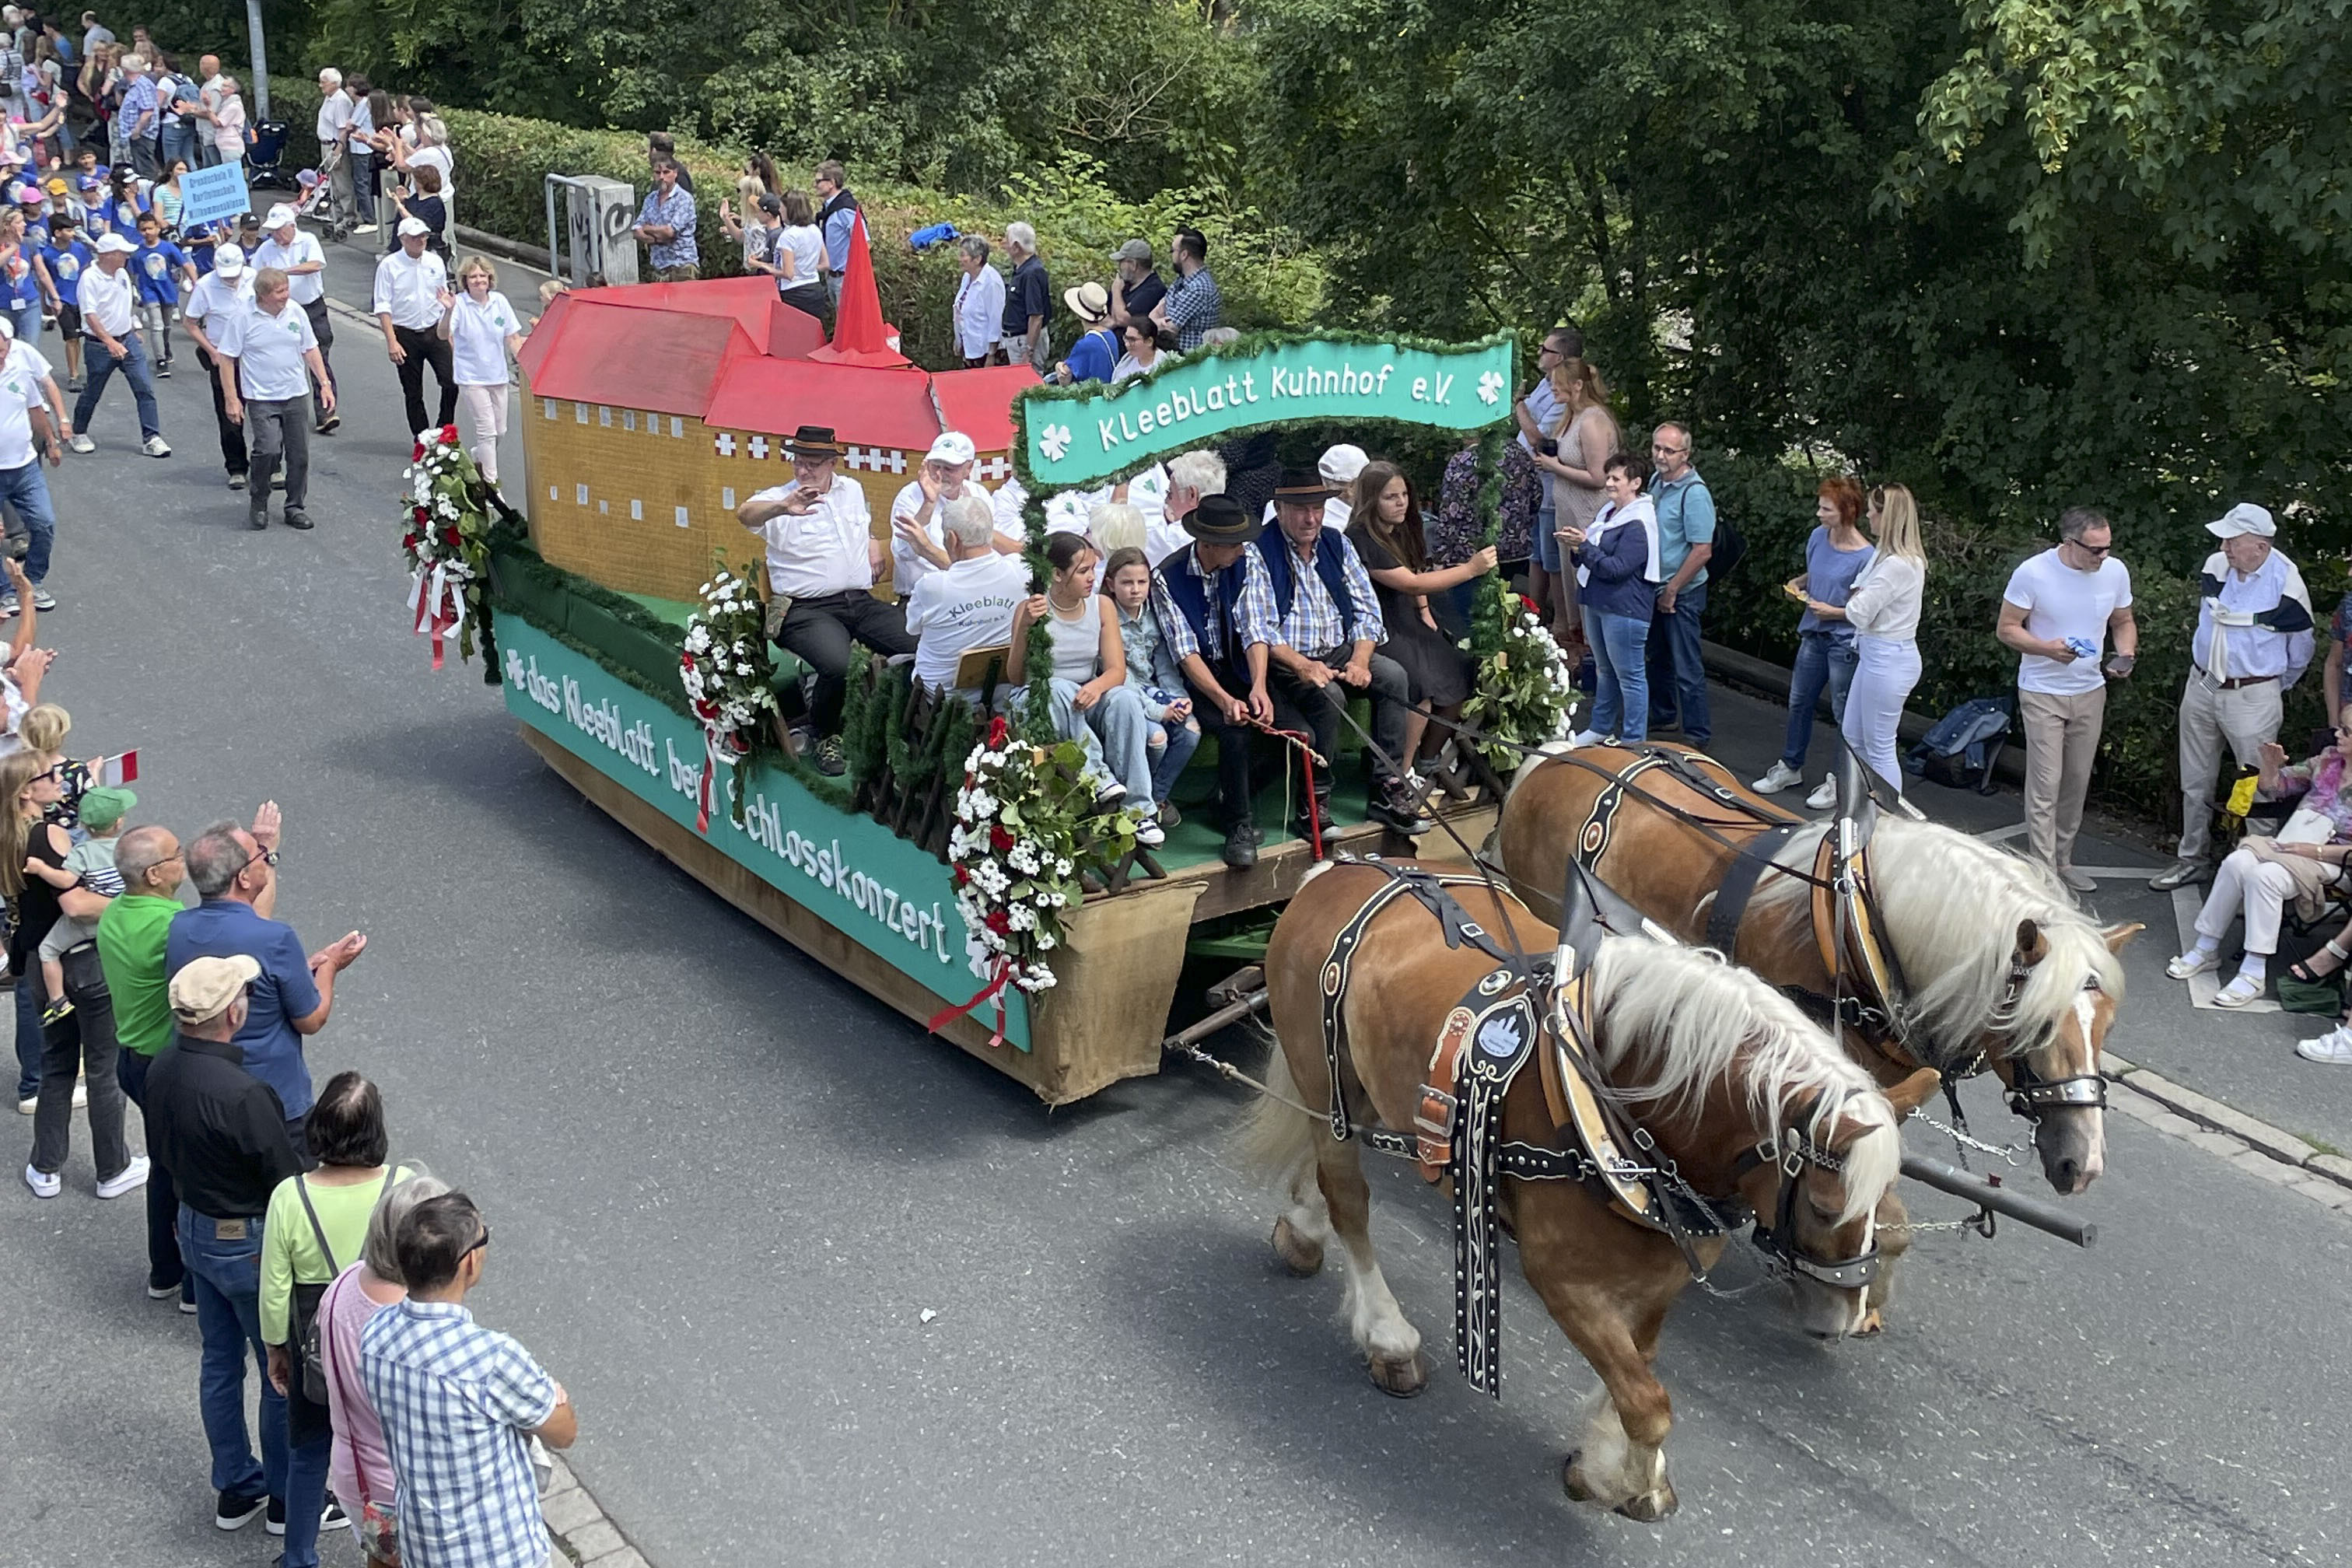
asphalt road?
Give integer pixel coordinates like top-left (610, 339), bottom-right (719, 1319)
top-left (0, 244), bottom-right (2345, 1568)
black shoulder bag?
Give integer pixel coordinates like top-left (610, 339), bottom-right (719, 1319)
top-left (291, 1174), bottom-right (340, 1405)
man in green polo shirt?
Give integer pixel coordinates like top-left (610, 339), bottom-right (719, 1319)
top-left (97, 822), bottom-right (192, 1306)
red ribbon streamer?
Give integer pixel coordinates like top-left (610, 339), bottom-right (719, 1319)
top-left (695, 727), bottom-right (719, 835)
top-left (927, 956), bottom-right (1014, 1048)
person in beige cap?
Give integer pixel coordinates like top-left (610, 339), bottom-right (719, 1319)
top-left (147, 950), bottom-right (310, 1533)
top-left (2151, 501), bottom-right (2314, 890)
top-left (1053, 280), bottom-right (1118, 385)
top-left (1108, 238), bottom-right (1164, 327)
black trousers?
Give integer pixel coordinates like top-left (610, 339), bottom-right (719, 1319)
top-left (772, 591), bottom-right (915, 734)
top-left (1269, 651), bottom-right (1414, 803)
top-left (300, 296), bottom-right (337, 404)
top-left (194, 343), bottom-right (247, 477)
top-left (114, 1044), bottom-right (184, 1293)
top-left (393, 324), bottom-right (457, 438)
top-left (1185, 661), bottom-right (1258, 827)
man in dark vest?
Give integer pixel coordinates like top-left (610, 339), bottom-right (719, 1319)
top-left (1149, 492), bottom-right (1277, 868)
top-left (1259, 467), bottom-right (1430, 841)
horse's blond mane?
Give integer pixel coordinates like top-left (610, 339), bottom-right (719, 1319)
top-left (1584, 938), bottom-right (1897, 1222)
top-left (1748, 818), bottom-right (2123, 1063)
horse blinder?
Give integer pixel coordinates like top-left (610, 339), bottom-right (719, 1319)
top-left (1739, 1113), bottom-right (1884, 1293)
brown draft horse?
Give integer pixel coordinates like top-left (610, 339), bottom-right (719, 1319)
top-left (1245, 861), bottom-right (1938, 1518)
top-left (1495, 744), bottom-right (2141, 1320)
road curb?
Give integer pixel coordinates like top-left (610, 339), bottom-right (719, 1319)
top-left (2101, 1054), bottom-right (2352, 1209)
top-left (542, 1456), bottom-right (653, 1567)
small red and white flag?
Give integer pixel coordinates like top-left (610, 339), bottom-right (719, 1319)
top-left (101, 751), bottom-right (138, 786)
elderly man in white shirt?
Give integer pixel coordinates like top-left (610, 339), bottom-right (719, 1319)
top-left (2150, 502), bottom-right (2315, 890)
top-left (316, 68), bottom-right (355, 229)
top-left (253, 202), bottom-right (338, 433)
top-left (180, 242), bottom-right (256, 488)
top-left (950, 236), bottom-right (1004, 369)
top-left (736, 424), bottom-right (916, 775)
top-left (904, 492), bottom-right (1028, 698)
top-left (372, 216), bottom-right (454, 439)
top-left (213, 264), bottom-right (334, 532)
top-left (67, 232), bottom-right (168, 456)
top-left (889, 430), bottom-right (1020, 599)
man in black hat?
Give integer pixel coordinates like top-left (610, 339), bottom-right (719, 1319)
top-left (1258, 467), bottom-right (1431, 838)
top-left (736, 425), bottom-right (915, 775)
top-left (1149, 492), bottom-right (1278, 868)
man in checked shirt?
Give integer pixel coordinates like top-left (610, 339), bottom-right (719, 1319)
top-left (1255, 467), bottom-right (1430, 844)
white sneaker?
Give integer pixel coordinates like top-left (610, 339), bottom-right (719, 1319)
top-left (71, 1077), bottom-right (86, 1108)
top-left (1752, 761), bottom-right (1802, 794)
top-left (2165, 949), bottom-right (2220, 980)
top-left (1134, 817), bottom-right (1165, 847)
top-left (2296, 1027), bottom-right (2352, 1065)
top-left (142, 434), bottom-right (172, 458)
top-left (352, 222), bottom-right (379, 235)
top-left (96, 1154), bottom-right (150, 1199)
top-left (23, 1162), bottom-right (58, 1199)
top-left (67, 434), bottom-right (93, 453)
top-left (1804, 778), bottom-right (1838, 810)
top-left (1570, 729), bottom-right (1609, 748)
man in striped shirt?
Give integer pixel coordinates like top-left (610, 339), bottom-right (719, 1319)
top-left (362, 1192), bottom-right (576, 1568)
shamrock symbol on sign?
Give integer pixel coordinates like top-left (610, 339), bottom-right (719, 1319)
top-left (1477, 370), bottom-right (1505, 406)
top-left (1039, 424), bottom-right (1073, 463)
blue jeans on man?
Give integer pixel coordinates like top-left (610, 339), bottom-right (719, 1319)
top-left (73, 328), bottom-right (163, 443)
top-left (0, 458), bottom-right (59, 587)
top-left (1779, 629), bottom-right (1858, 769)
top-left (177, 1207), bottom-right (286, 1507)
top-left (1583, 607), bottom-right (1651, 743)
top-left (1646, 579), bottom-right (1709, 744)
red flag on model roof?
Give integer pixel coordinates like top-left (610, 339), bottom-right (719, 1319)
top-left (809, 212), bottom-right (908, 368)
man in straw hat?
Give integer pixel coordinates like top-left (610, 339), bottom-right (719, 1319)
top-left (737, 425), bottom-right (915, 775)
top-left (1258, 465), bottom-right (1431, 839)
top-left (144, 953), bottom-right (305, 1534)
top-left (1150, 491), bottom-right (1279, 867)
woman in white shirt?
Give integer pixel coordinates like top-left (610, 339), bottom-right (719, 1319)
top-left (1818, 481), bottom-right (1926, 796)
top-left (775, 188), bottom-right (828, 320)
top-left (435, 256), bottom-right (525, 485)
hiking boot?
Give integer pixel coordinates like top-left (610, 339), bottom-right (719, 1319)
top-left (813, 734), bottom-right (846, 776)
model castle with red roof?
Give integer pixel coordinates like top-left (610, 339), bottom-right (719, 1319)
top-left (516, 222), bottom-right (1037, 604)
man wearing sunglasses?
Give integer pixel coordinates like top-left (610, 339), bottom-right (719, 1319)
top-left (1997, 506), bottom-right (2137, 891)
top-left (363, 1191), bottom-right (577, 1568)
top-left (163, 807), bottom-right (366, 1148)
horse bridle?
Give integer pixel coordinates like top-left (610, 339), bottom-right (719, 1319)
top-left (1731, 1097), bottom-right (1882, 1292)
top-left (1992, 954), bottom-right (2110, 1122)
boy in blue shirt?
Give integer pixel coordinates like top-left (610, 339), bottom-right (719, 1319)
top-left (34, 213), bottom-right (90, 389)
top-left (129, 212), bottom-right (192, 376)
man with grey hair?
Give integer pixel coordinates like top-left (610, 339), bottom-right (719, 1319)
top-left (952, 236), bottom-right (1003, 368)
top-left (905, 490), bottom-right (1028, 695)
top-left (166, 812), bottom-right (366, 1143)
top-left (999, 222), bottom-right (1050, 373)
top-left (214, 264), bottom-right (334, 530)
top-left (117, 53), bottom-right (161, 175)
top-left (315, 68), bottom-right (355, 229)
top-left (1150, 449), bottom-right (1227, 565)
top-left (1997, 505), bottom-right (2137, 890)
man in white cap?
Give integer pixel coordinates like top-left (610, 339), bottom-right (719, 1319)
top-left (213, 265), bottom-right (334, 530)
top-left (888, 429), bottom-right (1016, 598)
top-left (253, 203), bottom-right (338, 435)
top-left (1318, 443), bottom-right (1368, 530)
top-left (143, 951), bottom-right (305, 1535)
top-left (2151, 501), bottom-right (2314, 889)
top-left (371, 215), bottom-right (453, 439)
top-left (0, 314), bottom-right (62, 616)
top-left (67, 230), bottom-right (169, 457)
top-left (180, 241), bottom-right (255, 488)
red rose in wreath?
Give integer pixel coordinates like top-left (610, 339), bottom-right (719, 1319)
top-left (985, 908), bottom-right (1012, 936)
top-left (989, 824), bottom-right (1015, 852)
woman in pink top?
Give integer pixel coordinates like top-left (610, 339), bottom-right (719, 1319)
top-left (319, 1170), bottom-right (449, 1568)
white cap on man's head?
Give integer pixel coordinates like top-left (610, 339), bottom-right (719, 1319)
top-left (263, 203), bottom-right (296, 229)
top-left (926, 431), bottom-right (977, 467)
top-left (397, 216), bottom-right (432, 238)
top-left (212, 243), bottom-right (246, 275)
top-left (1318, 443), bottom-right (1370, 488)
top-left (2207, 502), bottom-right (2276, 539)
top-left (93, 232), bottom-right (135, 254)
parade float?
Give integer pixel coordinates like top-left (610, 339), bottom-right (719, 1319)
top-left (417, 232), bottom-right (1563, 1103)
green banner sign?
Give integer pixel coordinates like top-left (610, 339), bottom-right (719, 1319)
top-left (1017, 334), bottom-right (1516, 488)
top-left (496, 618), bottom-right (1031, 1049)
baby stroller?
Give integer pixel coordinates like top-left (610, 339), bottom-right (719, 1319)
top-left (244, 119), bottom-right (292, 188)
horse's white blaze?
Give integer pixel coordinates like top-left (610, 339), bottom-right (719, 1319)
top-left (1335, 1227), bottom-right (1419, 1363)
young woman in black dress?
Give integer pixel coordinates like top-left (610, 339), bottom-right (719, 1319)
top-left (1347, 460), bottom-right (1496, 776)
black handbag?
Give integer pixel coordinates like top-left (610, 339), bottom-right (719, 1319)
top-left (290, 1175), bottom-right (339, 1405)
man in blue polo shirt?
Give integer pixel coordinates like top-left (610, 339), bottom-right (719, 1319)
top-left (1645, 421), bottom-right (1716, 746)
top-left (163, 811), bottom-right (366, 1143)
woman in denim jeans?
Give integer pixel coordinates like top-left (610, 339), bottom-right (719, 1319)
top-left (1566, 452), bottom-right (1662, 746)
top-left (1754, 474), bottom-right (1874, 807)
